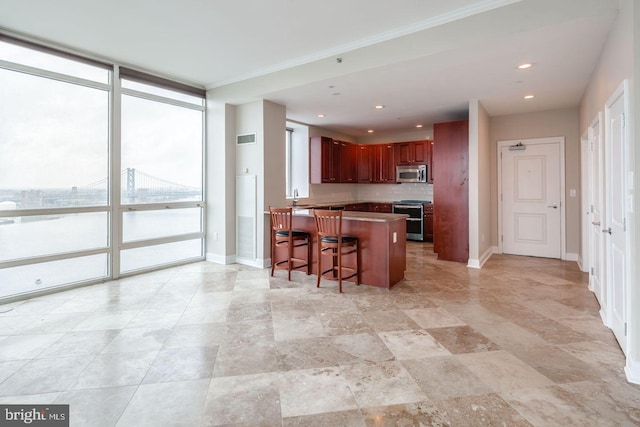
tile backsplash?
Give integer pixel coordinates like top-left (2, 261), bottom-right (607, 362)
top-left (303, 183), bottom-right (433, 204)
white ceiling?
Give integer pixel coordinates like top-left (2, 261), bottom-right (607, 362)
top-left (0, 0), bottom-right (619, 137)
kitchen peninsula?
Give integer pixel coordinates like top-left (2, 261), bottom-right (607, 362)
top-left (285, 209), bottom-right (407, 288)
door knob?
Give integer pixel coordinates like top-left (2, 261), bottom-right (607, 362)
top-left (602, 227), bottom-right (612, 235)
top-left (547, 204), bottom-right (558, 209)
top-left (592, 221), bottom-right (601, 226)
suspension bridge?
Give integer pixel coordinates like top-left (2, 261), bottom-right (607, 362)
top-left (71, 168), bottom-right (200, 204)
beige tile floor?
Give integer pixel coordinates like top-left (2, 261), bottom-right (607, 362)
top-left (0, 242), bottom-right (639, 426)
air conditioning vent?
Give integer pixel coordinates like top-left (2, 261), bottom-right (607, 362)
top-left (237, 133), bottom-right (256, 145)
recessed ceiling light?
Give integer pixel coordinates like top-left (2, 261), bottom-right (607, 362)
top-left (367, 130), bottom-right (374, 133)
top-left (317, 114), bottom-right (325, 118)
top-left (524, 95), bottom-right (535, 99)
top-left (375, 105), bottom-right (384, 109)
top-left (518, 63), bottom-right (533, 69)
top-left (416, 124), bottom-right (423, 128)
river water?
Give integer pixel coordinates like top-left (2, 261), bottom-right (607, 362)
top-left (0, 209), bottom-right (203, 298)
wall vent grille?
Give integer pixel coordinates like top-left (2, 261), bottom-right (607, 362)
top-left (237, 133), bottom-right (256, 145)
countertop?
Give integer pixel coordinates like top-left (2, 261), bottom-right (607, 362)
top-left (291, 209), bottom-right (408, 223)
top-left (289, 200), bottom-right (432, 209)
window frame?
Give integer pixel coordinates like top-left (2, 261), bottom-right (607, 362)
top-left (0, 35), bottom-right (207, 299)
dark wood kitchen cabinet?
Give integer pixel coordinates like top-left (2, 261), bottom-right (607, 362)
top-left (426, 140), bottom-right (434, 183)
top-left (340, 141), bottom-right (358, 183)
top-left (310, 136), bottom-right (340, 183)
top-left (433, 120), bottom-right (468, 262)
top-left (374, 144), bottom-right (396, 183)
top-left (357, 144), bottom-right (375, 183)
top-left (371, 202), bottom-right (393, 213)
top-left (423, 203), bottom-right (433, 241)
top-left (396, 141), bottom-right (427, 165)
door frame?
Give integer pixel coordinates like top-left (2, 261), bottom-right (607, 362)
top-left (580, 129), bottom-right (590, 274)
top-left (497, 137), bottom-right (566, 259)
top-left (603, 80), bottom-right (631, 354)
top-left (585, 112), bottom-right (607, 319)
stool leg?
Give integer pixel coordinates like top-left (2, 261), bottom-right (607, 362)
top-left (271, 232), bottom-right (275, 277)
top-left (356, 240), bottom-right (360, 286)
top-left (316, 239), bottom-right (322, 288)
top-left (337, 244), bottom-right (343, 293)
top-left (306, 237), bottom-right (311, 275)
top-left (288, 237), bottom-right (293, 281)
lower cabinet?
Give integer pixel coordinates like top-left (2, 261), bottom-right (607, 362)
top-left (423, 204), bottom-right (433, 242)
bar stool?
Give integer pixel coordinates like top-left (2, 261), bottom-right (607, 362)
top-left (313, 209), bottom-right (360, 293)
top-left (269, 207), bottom-right (311, 280)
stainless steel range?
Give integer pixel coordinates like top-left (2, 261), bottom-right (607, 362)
top-left (392, 200), bottom-right (430, 241)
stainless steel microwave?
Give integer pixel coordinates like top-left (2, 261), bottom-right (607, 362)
top-left (396, 164), bottom-right (427, 183)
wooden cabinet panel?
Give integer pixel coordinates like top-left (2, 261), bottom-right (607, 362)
top-left (310, 136), bottom-right (342, 183)
top-left (423, 203), bottom-right (433, 241)
top-left (426, 140), bottom-right (434, 183)
top-left (311, 137), bottom-right (430, 185)
top-left (310, 136), bottom-right (338, 183)
top-left (374, 144), bottom-right (396, 183)
top-left (344, 202), bottom-right (371, 211)
top-left (372, 202), bottom-right (392, 213)
top-left (357, 145), bottom-right (375, 183)
top-left (396, 141), bottom-right (427, 165)
top-left (433, 120), bottom-right (469, 262)
top-left (413, 141), bottom-right (426, 163)
top-left (340, 141), bottom-right (358, 183)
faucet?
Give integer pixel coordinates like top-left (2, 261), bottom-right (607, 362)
top-left (293, 188), bottom-right (299, 206)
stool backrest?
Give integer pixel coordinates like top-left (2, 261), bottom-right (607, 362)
top-left (269, 207), bottom-right (292, 232)
top-left (314, 208), bottom-right (342, 239)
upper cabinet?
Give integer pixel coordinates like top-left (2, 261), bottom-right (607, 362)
top-left (310, 136), bottom-right (340, 183)
top-left (427, 140), bottom-right (434, 183)
top-left (339, 141), bottom-right (358, 183)
top-left (396, 141), bottom-right (427, 165)
top-left (310, 137), bottom-right (431, 185)
top-left (358, 144), bottom-right (375, 183)
top-left (374, 144), bottom-right (396, 183)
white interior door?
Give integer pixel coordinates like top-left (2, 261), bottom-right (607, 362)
top-left (588, 115), bottom-right (606, 312)
top-left (500, 139), bottom-right (562, 258)
top-left (605, 83), bottom-right (628, 353)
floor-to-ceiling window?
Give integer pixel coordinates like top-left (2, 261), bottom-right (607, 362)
top-left (0, 36), bottom-right (205, 300)
top-left (118, 72), bottom-right (205, 274)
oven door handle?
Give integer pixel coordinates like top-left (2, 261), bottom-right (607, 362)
top-left (393, 205), bottom-right (423, 210)
top-left (406, 218), bottom-right (422, 222)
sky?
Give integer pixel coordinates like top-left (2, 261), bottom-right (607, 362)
top-left (0, 42), bottom-right (203, 191)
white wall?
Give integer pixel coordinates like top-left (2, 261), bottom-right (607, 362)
top-left (262, 101), bottom-right (287, 260)
top-left (489, 108), bottom-right (581, 255)
top-left (578, 0), bottom-right (638, 383)
top-left (205, 99), bottom-right (236, 264)
top-left (233, 100), bottom-right (287, 266)
top-left (468, 99), bottom-right (492, 267)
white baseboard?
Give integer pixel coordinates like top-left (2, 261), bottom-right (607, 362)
top-left (491, 246), bottom-right (500, 254)
top-left (205, 252), bottom-right (236, 265)
top-left (564, 252), bottom-right (579, 262)
top-left (235, 257), bottom-right (270, 269)
top-left (467, 247), bottom-right (493, 269)
top-left (577, 255), bottom-right (588, 272)
top-left (625, 357), bottom-right (640, 385)
top-left (600, 309), bottom-right (609, 328)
